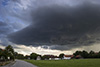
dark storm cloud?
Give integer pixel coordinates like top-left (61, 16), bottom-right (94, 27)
top-left (8, 2), bottom-right (100, 50)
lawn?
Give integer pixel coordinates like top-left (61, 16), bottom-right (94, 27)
top-left (24, 59), bottom-right (100, 67)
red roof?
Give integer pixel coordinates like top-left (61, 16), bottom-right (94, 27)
top-left (64, 55), bottom-right (74, 57)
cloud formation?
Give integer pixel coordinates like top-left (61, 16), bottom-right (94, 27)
top-left (0, 21), bottom-right (13, 35)
top-left (7, 1), bottom-right (100, 50)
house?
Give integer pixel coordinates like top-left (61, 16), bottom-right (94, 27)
top-left (54, 58), bottom-right (60, 60)
top-left (49, 58), bottom-right (60, 60)
top-left (63, 55), bottom-right (74, 60)
top-left (36, 56), bottom-right (41, 60)
top-left (48, 55), bottom-right (60, 60)
top-left (0, 56), bottom-right (5, 61)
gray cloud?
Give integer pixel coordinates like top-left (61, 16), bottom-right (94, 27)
top-left (7, 1), bottom-right (100, 50)
top-left (0, 21), bottom-right (14, 46)
top-left (0, 21), bottom-right (13, 35)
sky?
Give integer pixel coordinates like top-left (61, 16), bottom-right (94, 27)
top-left (1, 0), bottom-right (100, 55)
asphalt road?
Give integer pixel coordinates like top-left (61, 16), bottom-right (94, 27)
top-left (3, 60), bottom-right (37, 67)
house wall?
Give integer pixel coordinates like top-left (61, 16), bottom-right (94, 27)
top-left (36, 56), bottom-right (41, 60)
top-left (54, 58), bottom-right (60, 60)
top-left (63, 56), bottom-right (71, 60)
top-left (49, 58), bottom-right (60, 60)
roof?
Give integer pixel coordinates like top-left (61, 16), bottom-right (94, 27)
top-left (64, 55), bottom-right (74, 57)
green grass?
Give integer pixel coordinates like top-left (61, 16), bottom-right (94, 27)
top-left (24, 59), bottom-right (100, 67)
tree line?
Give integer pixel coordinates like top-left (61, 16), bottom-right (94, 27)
top-left (73, 50), bottom-right (100, 58)
top-left (15, 50), bottom-right (100, 60)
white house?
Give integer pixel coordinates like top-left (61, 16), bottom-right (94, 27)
top-left (63, 55), bottom-right (74, 60)
top-left (54, 58), bottom-right (60, 60)
top-left (36, 56), bottom-right (41, 60)
top-left (49, 58), bottom-right (60, 60)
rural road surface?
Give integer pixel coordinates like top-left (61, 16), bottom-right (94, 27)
top-left (3, 60), bottom-right (37, 67)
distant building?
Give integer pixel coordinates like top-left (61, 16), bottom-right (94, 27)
top-left (47, 55), bottom-right (60, 60)
top-left (0, 56), bottom-right (5, 61)
top-left (49, 58), bottom-right (60, 60)
top-left (63, 55), bottom-right (74, 60)
top-left (54, 58), bottom-right (61, 60)
top-left (36, 56), bottom-right (41, 60)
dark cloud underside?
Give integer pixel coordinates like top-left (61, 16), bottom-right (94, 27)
top-left (8, 2), bottom-right (100, 50)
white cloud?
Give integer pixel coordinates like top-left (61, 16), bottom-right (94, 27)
top-left (13, 45), bottom-right (73, 56)
top-left (0, 45), bottom-right (5, 49)
top-left (13, 43), bottom-right (100, 56)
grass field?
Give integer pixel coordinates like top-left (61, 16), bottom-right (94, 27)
top-left (24, 59), bottom-right (100, 67)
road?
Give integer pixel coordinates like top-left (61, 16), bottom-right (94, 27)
top-left (3, 60), bottom-right (37, 67)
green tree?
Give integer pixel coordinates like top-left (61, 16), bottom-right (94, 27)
top-left (5, 45), bottom-right (15, 60)
top-left (98, 51), bottom-right (100, 58)
top-left (30, 53), bottom-right (39, 60)
top-left (0, 48), bottom-right (2, 56)
top-left (73, 51), bottom-right (82, 56)
top-left (59, 53), bottom-right (64, 59)
top-left (25, 55), bottom-right (30, 59)
top-left (16, 54), bottom-right (24, 59)
top-left (0, 48), bottom-right (4, 60)
top-left (88, 51), bottom-right (95, 58)
top-left (5, 45), bottom-right (14, 54)
top-left (42, 55), bottom-right (50, 60)
top-left (81, 50), bottom-right (89, 58)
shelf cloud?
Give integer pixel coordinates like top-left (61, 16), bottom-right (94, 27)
top-left (7, 1), bottom-right (100, 50)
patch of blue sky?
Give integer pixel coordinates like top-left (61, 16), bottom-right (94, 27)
top-left (2, 0), bottom-right (10, 6)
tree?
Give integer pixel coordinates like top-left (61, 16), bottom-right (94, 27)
top-left (73, 51), bottom-right (82, 56)
top-left (0, 48), bottom-right (2, 57)
top-left (16, 54), bottom-right (24, 59)
top-left (89, 51), bottom-right (95, 54)
top-left (59, 53), bottom-right (64, 59)
top-left (0, 48), bottom-right (4, 61)
top-left (14, 52), bottom-right (18, 59)
top-left (98, 51), bottom-right (100, 58)
top-left (5, 45), bottom-right (14, 54)
top-left (25, 55), bottom-right (30, 59)
top-left (30, 53), bottom-right (39, 60)
top-left (88, 51), bottom-right (95, 58)
top-left (42, 55), bottom-right (50, 60)
top-left (81, 50), bottom-right (89, 58)
top-left (5, 45), bottom-right (15, 60)
top-left (73, 50), bottom-right (89, 58)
